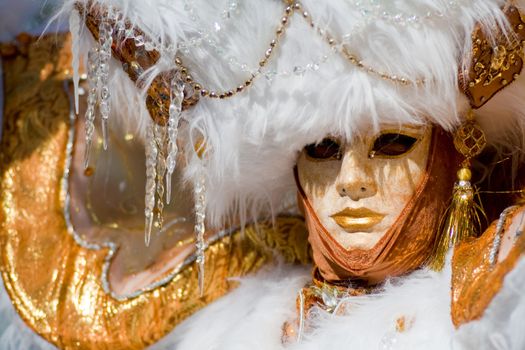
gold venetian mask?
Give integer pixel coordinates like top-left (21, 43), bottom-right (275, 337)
top-left (297, 125), bottom-right (432, 251)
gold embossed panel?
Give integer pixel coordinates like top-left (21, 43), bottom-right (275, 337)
top-left (462, 6), bottom-right (525, 108)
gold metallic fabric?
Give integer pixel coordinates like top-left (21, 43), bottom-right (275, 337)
top-left (244, 217), bottom-right (311, 265)
top-left (451, 209), bottom-right (525, 327)
top-left (0, 34), bottom-right (304, 349)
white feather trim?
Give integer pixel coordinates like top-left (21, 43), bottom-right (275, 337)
top-left (150, 257), bottom-right (525, 350)
top-left (55, 0), bottom-right (525, 227)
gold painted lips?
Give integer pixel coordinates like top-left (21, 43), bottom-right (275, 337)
top-left (330, 207), bottom-right (385, 232)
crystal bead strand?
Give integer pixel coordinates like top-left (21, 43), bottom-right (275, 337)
top-left (194, 170), bottom-right (207, 296)
top-left (178, 0), bottom-right (241, 52)
top-left (145, 121), bottom-right (158, 246)
top-left (98, 13), bottom-right (114, 150)
top-left (84, 48), bottom-right (99, 169)
top-left (166, 77), bottom-right (185, 204)
top-left (299, 2), bottom-right (424, 85)
top-left (181, 2), bottom-right (295, 100)
top-left (154, 123), bottom-right (167, 229)
top-left (350, 0), bottom-right (466, 27)
top-left (69, 10), bottom-right (81, 115)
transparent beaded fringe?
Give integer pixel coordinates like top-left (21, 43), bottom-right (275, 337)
top-left (78, 11), bottom-right (206, 262)
top-left (194, 170), bottom-right (207, 296)
top-left (166, 77), bottom-right (185, 204)
top-left (83, 9), bottom-right (114, 167)
top-left (69, 10), bottom-right (81, 115)
top-left (81, 12), bottom-right (206, 284)
top-left (143, 75), bottom-right (186, 244)
top-left (144, 106), bottom-right (208, 291)
top-left (154, 123), bottom-right (167, 229)
top-left (144, 121), bottom-right (158, 247)
top-left (98, 13), bottom-right (114, 150)
top-left (84, 48), bottom-right (99, 169)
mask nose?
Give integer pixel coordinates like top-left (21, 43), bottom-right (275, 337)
top-left (335, 148), bottom-right (378, 201)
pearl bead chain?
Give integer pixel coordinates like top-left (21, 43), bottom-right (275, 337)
top-left (177, 0), bottom-right (242, 54)
top-left (122, 0), bottom-right (244, 56)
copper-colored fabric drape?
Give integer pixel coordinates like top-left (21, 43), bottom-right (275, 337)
top-left (296, 127), bottom-right (459, 285)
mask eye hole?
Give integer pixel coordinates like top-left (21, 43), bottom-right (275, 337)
top-left (305, 138), bottom-right (342, 161)
top-left (370, 133), bottom-right (419, 158)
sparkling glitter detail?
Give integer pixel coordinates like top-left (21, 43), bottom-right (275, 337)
top-left (84, 48), bottom-right (99, 169)
top-left (166, 76), bottom-right (185, 204)
top-left (194, 171), bottom-right (207, 295)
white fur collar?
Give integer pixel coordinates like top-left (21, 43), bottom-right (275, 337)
top-left (151, 257), bottom-right (525, 350)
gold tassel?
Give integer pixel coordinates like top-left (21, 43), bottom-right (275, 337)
top-left (429, 167), bottom-right (485, 270)
top-left (429, 110), bottom-right (487, 271)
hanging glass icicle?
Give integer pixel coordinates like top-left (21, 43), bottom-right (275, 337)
top-left (145, 121), bottom-right (158, 247)
top-left (154, 124), bottom-right (167, 229)
top-left (115, 19), bottom-right (125, 41)
top-left (98, 11), bottom-right (114, 150)
top-left (84, 48), bottom-right (99, 169)
top-left (69, 10), bottom-right (81, 116)
top-left (166, 76), bottom-right (186, 204)
top-left (194, 170), bottom-right (207, 296)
